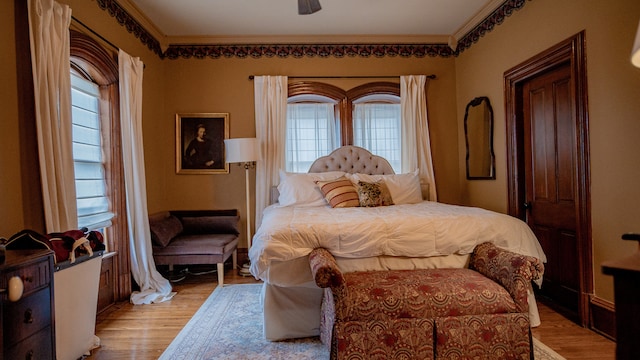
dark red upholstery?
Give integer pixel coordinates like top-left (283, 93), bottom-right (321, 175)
top-left (309, 242), bottom-right (543, 360)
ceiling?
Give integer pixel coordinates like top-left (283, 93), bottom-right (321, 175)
top-left (124, 0), bottom-right (503, 46)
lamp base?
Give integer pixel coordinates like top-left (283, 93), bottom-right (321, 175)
top-left (238, 262), bottom-right (252, 277)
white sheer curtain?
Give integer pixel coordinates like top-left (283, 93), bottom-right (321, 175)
top-left (28, 0), bottom-right (77, 232)
top-left (254, 76), bottom-right (288, 227)
top-left (353, 103), bottom-right (402, 173)
top-left (286, 103), bottom-right (337, 172)
top-left (119, 50), bottom-right (174, 304)
top-left (401, 75), bottom-right (437, 201)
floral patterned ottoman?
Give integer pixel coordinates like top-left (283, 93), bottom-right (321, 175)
top-left (309, 242), bottom-right (544, 360)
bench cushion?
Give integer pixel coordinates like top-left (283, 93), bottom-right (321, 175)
top-left (153, 234), bottom-right (238, 256)
top-left (336, 268), bottom-right (518, 322)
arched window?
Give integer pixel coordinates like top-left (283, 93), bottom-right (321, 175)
top-left (287, 81), bottom-right (401, 172)
top-left (70, 29), bottom-right (130, 301)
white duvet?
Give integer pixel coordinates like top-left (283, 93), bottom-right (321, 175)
top-left (249, 201), bottom-right (546, 280)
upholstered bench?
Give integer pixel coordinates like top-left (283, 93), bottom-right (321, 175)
top-left (149, 209), bottom-right (239, 286)
top-left (309, 242), bottom-right (544, 360)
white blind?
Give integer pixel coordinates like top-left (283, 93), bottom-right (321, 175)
top-left (71, 73), bottom-right (113, 230)
top-left (286, 103), bottom-right (338, 172)
top-left (353, 103), bottom-right (402, 173)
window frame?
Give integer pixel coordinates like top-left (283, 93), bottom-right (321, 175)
top-left (70, 29), bottom-right (131, 301)
top-left (286, 81), bottom-right (401, 171)
top-left (288, 81), bottom-right (400, 146)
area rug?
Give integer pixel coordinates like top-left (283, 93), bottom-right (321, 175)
top-left (160, 283), bottom-right (565, 360)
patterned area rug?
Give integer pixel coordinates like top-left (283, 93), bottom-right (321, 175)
top-left (160, 283), bottom-right (565, 360)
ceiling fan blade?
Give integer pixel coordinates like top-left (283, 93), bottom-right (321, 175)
top-left (298, 0), bottom-right (321, 15)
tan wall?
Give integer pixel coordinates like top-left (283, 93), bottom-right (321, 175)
top-left (5, 0), bottom-right (639, 303)
top-left (0, 0), bottom-right (24, 235)
top-left (159, 56), bottom-right (460, 247)
top-left (455, 0), bottom-right (640, 301)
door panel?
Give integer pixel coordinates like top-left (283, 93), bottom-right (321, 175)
top-left (523, 63), bottom-right (580, 316)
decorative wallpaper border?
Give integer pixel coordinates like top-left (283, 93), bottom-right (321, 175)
top-left (96, 0), bottom-right (530, 59)
top-left (96, 0), bottom-right (163, 57)
top-left (163, 44), bottom-right (456, 60)
top-left (455, 0), bottom-right (529, 54)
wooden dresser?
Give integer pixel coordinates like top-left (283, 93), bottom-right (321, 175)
top-left (602, 234), bottom-right (640, 360)
top-left (0, 249), bottom-right (55, 360)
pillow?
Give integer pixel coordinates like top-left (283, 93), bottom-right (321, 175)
top-left (315, 176), bottom-right (360, 208)
top-left (148, 213), bottom-right (183, 247)
top-left (277, 170), bottom-right (346, 207)
top-left (355, 180), bottom-right (394, 207)
top-left (346, 169), bottom-right (423, 204)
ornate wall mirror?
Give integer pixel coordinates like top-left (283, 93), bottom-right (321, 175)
top-left (464, 96), bottom-right (496, 179)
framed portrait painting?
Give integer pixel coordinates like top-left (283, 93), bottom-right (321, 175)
top-left (176, 113), bottom-right (229, 174)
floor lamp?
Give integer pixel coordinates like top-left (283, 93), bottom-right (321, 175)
top-left (224, 138), bottom-right (258, 276)
top-left (633, 18), bottom-right (640, 68)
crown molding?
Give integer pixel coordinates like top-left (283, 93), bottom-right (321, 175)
top-left (455, 0), bottom-right (530, 54)
top-left (166, 34), bottom-right (450, 46)
top-left (116, 0), bottom-right (169, 51)
top-left (451, 0), bottom-right (505, 48)
top-left (95, 0), bottom-right (531, 59)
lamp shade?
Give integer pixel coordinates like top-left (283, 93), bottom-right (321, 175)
top-left (224, 138), bottom-right (258, 163)
top-left (633, 19), bottom-right (640, 68)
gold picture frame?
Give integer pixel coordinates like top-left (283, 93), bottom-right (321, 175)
top-left (176, 113), bottom-right (229, 174)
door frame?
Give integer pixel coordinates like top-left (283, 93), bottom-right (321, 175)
top-left (504, 31), bottom-right (592, 326)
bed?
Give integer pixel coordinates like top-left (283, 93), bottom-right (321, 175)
top-left (248, 145), bottom-right (546, 341)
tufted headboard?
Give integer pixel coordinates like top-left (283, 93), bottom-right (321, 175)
top-left (308, 146), bottom-right (395, 175)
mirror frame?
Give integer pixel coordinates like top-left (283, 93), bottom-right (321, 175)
top-left (464, 96), bottom-right (496, 180)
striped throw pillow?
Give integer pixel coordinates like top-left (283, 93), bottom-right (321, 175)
top-left (315, 176), bottom-right (360, 208)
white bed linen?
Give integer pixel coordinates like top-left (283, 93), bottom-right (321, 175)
top-left (250, 201), bottom-right (546, 281)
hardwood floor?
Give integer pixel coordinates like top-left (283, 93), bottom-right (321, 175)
top-left (86, 265), bottom-right (615, 360)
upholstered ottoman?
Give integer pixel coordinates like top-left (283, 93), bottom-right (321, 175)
top-left (309, 242), bottom-right (543, 360)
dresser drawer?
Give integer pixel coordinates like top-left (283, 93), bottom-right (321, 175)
top-left (3, 287), bottom-right (52, 347)
top-left (4, 326), bottom-right (53, 360)
top-left (1, 257), bottom-right (52, 296)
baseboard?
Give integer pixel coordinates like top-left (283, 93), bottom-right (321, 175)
top-left (590, 295), bottom-right (616, 340)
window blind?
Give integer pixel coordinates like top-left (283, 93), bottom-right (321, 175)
top-left (71, 73), bottom-right (113, 230)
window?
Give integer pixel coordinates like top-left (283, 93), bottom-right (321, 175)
top-left (352, 96), bottom-right (401, 172)
top-left (71, 73), bottom-right (113, 230)
top-left (286, 82), bottom-right (401, 172)
top-left (71, 29), bottom-right (131, 301)
top-left (286, 95), bottom-right (340, 172)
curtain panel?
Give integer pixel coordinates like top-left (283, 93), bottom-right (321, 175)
top-left (253, 76), bottom-right (288, 228)
top-left (118, 49), bottom-right (174, 305)
top-left (28, 0), bottom-right (77, 232)
top-left (401, 75), bottom-right (437, 201)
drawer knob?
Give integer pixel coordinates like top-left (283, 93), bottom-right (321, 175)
top-left (25, 349), bottom-right (34, 360)
top-left (24, 308), bottom-right (34, 323)
top-left (8, 275), bottom-right (24, 302)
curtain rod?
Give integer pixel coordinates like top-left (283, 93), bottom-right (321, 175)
top-left (71, 16), bottom-right (119, 52)
top-left (248, 74), bottom-right (436, 80)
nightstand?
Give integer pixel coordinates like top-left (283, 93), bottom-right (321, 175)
top-left (0, 249), bottom-right (55, 360)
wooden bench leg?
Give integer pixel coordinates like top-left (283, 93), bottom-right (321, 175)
top-left (232, 249), bottom-right (238, 270)
top-left (217, 263), bottom-right (224, 286)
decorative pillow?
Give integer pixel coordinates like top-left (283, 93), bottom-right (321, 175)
top-left (346, 169), bottom-right (423, 204)
top-left (148, 213), bottom-right (183, 247)
top-left (277, 170), bottom-right (346, 207)
top-left (315, 176), bottom-right (360, 208)
top-left (355, 180), bottom-right (394, 207)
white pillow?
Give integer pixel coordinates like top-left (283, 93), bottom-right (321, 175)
top-left (277, 170), bottom-right (346, 207)
top-left (346, 169), bottom-right (423, 204)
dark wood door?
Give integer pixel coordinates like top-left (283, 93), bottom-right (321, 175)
top-left (522, 62), bottom-right (580, 316)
